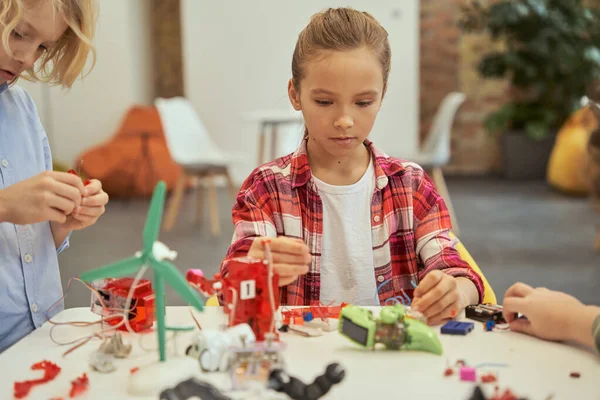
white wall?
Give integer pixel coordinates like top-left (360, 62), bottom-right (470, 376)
top-left (19, 0), bottom-right (154, 165)
top-left (19, 1), bottom-right (419, 185)
top-left (181, 0), bottom-right (419, 183)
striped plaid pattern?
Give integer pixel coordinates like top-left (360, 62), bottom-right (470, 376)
top-left (221, 139), bottom-right (484, 305)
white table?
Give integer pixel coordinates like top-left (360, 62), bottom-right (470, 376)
top-left (242, 110), bottom-right (304, 165)
top-left (1, 307), bottom-right (598, 400)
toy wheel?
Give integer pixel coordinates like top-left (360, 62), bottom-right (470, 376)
top-left (186, 344), bottom-right (199, 357)
top-left (199, 349), bottom-right (219, 372)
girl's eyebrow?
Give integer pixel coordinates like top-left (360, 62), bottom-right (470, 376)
top-left (311, 88), bottom-right (379, 96)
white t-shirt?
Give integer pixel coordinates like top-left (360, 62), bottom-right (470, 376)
top-left (313, 159), bottom-right (379, 306)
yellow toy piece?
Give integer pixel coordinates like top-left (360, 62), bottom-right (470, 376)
top-left (206, 295), bottom-right (219, 306)
top-left (450, 232), bottom-right (497, 304)
top-left (547, 107), bottom-right (598, 196)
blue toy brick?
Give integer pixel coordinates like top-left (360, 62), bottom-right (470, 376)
top-left (303, 311), bottom-right (314, 322)
top-left (441, 321), bottom-right (474, 335)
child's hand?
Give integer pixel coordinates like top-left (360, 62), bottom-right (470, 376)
top-left (0, 171), bottom-right (84, 224)
top-left (248, 236), bottom-right (311, 286)
top-left (412, 270), bottom-right (466, 325)
top-left (502, 282), bottom-right (597, 344)
top-left (55, 179), bottom-right (109, 231)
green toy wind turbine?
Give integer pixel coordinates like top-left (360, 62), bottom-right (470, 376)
top-left (79, 181), bottom-right (204, 362)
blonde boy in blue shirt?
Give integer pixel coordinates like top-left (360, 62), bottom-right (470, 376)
top-left (0, 0), bottom-right (107, 351)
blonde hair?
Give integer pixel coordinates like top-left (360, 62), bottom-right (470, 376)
top-left (291, 7), bottom-right (391, 93)
top-left (0, 0), bottom-right (97, 88)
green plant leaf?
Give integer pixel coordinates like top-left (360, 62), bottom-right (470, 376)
top-left (525, 121), bottom-right (551, 141)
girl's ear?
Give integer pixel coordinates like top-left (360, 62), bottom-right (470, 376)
top-left (288, 79), bottom-right (302, 111)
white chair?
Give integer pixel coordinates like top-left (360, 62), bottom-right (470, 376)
top-left (403, 92), bottom-right (466, 235)
top-left (155, 97), bottom-right (236, 236)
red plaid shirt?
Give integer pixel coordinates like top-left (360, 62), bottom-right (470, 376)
top-left (221, 139), bottom-right (484, 305)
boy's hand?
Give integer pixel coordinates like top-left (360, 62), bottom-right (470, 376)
top-left (502, 282), bottom-right (598, 345)
top-left (248, 236), bottom-right (311, 286)
top-left (55, 179), bottom-right (108, 231)
top-left (412, 270), bottom-right (466, 325)
top-left (0, 171), bottom-right (84, 224)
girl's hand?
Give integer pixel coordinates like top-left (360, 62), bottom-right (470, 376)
top-left (412, 270), bottom-right (467, 325)
top-left (248, 236), bottom-right (311, 286)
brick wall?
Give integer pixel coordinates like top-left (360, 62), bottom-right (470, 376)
top-left (420, 0), bottom-right (507, 175)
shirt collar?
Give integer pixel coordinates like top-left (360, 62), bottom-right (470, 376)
top-left (290, 138), bottom-right (406, 190)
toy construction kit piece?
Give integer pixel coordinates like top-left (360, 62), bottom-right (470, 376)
top-left (441, 321), bottom-right (475, 335)
top-left (79, 181), bottom-right (205, 364)
top-left (228, 333), bottom-right (286, 391)
top-left (89, 333), bottom-right (133, 373)
top-left (90, 277), bottom-right (156, 332)
top-left (14, 360), bottom-right (61, 399)
top-left (338, 304), bottom-right (443, 355)
top-left (159, 378), bottom-right (231, 400)
top-left (186, 255), bottom-right (280, 342)
top-left (69, 373), bottom-right (89, 398)
top-left (185, 323), bottom-right (256, 372)
top-left (268, 363), bottom-right (346, 400)
top-left (466, 304), bottom-right (506, 323)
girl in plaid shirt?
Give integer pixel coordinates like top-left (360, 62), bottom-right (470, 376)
top-left (221, 7), bottom-right (484, 325)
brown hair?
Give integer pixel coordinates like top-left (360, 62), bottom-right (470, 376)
top-left (291, 7), bottom-right (391, 93)
top-left (0, 0), bottom-right (97, 88)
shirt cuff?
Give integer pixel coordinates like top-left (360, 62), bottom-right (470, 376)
top-left (56, 231), bottom-right (72, 254)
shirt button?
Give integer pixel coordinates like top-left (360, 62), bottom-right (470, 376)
top-left (377, 275), bottom-right (385, 283)
top-left (31, 303), bottom-right (38, 313)
top-left (1, 159), bottom-right (8, 167)
top-left (373, 215), bottom-right (381, 223)
top-left (24, 253), bottom-right (33, 263)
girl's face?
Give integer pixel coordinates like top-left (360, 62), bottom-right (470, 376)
top-left (288, 46), bottom-right (385, 159)
top-left (0, 0), bottom-right (67, 85)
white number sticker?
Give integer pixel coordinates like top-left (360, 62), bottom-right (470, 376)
top-left (239, 280), bottom-right (256, 300)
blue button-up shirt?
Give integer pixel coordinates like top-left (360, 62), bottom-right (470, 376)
top-left (0, 83), bottom-right (70, 352)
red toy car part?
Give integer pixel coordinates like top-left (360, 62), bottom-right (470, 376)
top-left (14, 360), bottom-right (61, 399)
top-left (90, 277), bottom-right (156, 332)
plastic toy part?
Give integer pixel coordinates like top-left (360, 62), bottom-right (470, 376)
top-left (69, 373), bottom-right (89, 398)
top-left (485, 320), bottom-right (496, 331)
top-left (14, 360), bottom-right (61, 399)
top-left (90, 277), bottom-right (156, 332)
top-left (159, 378), bottom-right (231, 400)
top-left (441, 321), bottom-right (475, 335)
top-left (185, 323), bottom-right (256, 372)
top-left (228, 334), bottom-right (286, 390)
top-left (570, 372), bottom-right (581, 378)
top-left (481, 373), bottom-right (498, 383)
top-left (338, 304), bottom-right (443, 355)
top-left (186, 257), bottom-right (280, 341)
top-left (466, 304), bottom-right (506, 323)
top-left (67, 169), bottom-right (91, 186)
top-left (268, 363), bottom-right (346, 400)
top-left (460, 367), bottom-right (477, 382)
top-left (443, 368), bottom-right (454, 377)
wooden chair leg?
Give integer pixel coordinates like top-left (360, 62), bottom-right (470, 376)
top-left (224, 168), bottom-right (238, 199)
top-left (195, 177), bottom-right (205, 225)
top-left (257, 122), bottom-right (266, 166)
top-left (431, 167), bottom-right (460, 236)
top-left (206, 174), bottom-right (221, 237)
top-left (163, 172), bottom-right (187, 232)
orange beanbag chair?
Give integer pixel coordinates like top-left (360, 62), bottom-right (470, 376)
top-left (76, 106), bottom-right (184, 198)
